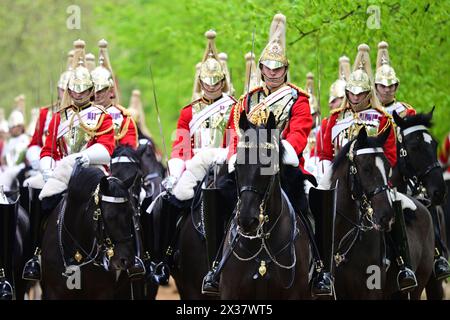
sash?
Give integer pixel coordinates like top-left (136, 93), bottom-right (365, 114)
top-left (332, 109), bottom-right (381, 141)
top-left (188, 95), bottom-right (234, 137)
top-left (385, 102), bottom-right (406, 115)
top-left (247, 85), bottom-right (292, 119)
top-left (57, 106), bottom-right (103, 139)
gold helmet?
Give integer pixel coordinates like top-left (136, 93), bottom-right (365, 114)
top-left (91, 39), bottom-right (120, 103)
top-left (218, 52), bottom-right (235, 96)
top-left (85, 52), bottom-right (96, 72)
top-left (198, 30), bottom-right (228, 91)
top-left (191, 62), bottom-right (202, 101)
top-left (57, 50), bottom-right (75, 90)
top-left (8, 109), bottom-right (25, 128)
top-left (346, 44), bottom-right (372, 95)
top-left (306, 72), bottom-right (320, 115)
top-left (259, 13), bottom-right (288, 70)
top-left (14, 94), bottom-right (26, 116)
top-left (244, 52), bottom-right (261, 94)
top-left (375, 41), bottom-right (399, 86)
top-left (329, 56), bottom-right (351, 103)
top-left (128, 89), bottom-right (151, 137)
top-left (67, 39), bottom-right (94, 93)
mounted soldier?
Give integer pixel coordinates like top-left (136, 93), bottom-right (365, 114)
top-left (148, 30), bottom-right (236, 286)
top-left (207, 13), bottom-right (334, 297)
top-left (22, 39), bottom-right (115, 281)
top-left (319, 44), bottom-right (418, 292)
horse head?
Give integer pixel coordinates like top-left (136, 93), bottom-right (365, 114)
top-left (98, 175), bottom-right (137, 271)
top-left (235, 110), bottom-right (281, 235)
top-left (332, 126), bottom-right (394, 231)
top-left (393, 107), bottom-right (446, 205)
top-left (137, 139), bottom-right (165, 199)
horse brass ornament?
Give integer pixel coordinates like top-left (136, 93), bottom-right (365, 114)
top-left (258, 261), bottom-right (267, 277)
top-left (74, 251), bottom-right (83, 263)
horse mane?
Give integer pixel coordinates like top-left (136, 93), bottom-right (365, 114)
top-left (67, 166), bottom-right (105, 212)
top-left (332, 134), bottom-right (385, 171)
top-left (400, 113), bottom-right (433, 129)
top-left (112, 145), bottom-right (141, 163)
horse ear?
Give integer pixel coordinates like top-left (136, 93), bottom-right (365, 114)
top-left (239, 109), bottom-right (249, 131)
top-left (377, 124), bottom-right (392, 146)
top-left (99, 176), bottom-right (109, 193)
top-left (266, 112), bottom-right (276, 130)
top-left (392, 110), bottom-right (404, 128)
top-left (428, 106), bottom-right (435, 119)
top-left (357, 127), bottom-right (368, 144)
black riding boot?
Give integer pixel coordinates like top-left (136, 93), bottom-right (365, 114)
top-left (309, 186), bottom-right (337, 297)
top-left (391, 200), bottom-right (417, 292)
top-left (201, 187), bottom-right (223, 296)
top-left (127, 214), bottom-right (146, 280)
top-left (429, 206), bottom-right (450, 280)
top-left (150, 194), bottom-right (180, 286)
top-left (0, 199), bottom-right (18, 300)
top-left (22, 188), bottom-right (44, 281)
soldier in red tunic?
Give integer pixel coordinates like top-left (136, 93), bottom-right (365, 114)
top-left (22, 39), bottom-right (115, 280)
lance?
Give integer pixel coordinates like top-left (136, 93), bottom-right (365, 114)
top-left (148, 63), bottom-right (170, 174)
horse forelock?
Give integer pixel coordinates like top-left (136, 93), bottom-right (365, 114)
top-left (401, 112), bottom-right (433, 130)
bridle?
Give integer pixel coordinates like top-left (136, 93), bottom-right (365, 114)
top-left (396, 124), bottom-right (440, 198)
top-left (59, 176), bottom-right (135, 275)
top-left (334, 141), bottom-right (392, 266)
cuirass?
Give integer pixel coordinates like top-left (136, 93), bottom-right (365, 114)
top-left (59, 105), bottom-right (103, 155)
top-left (192, 100), bottom-right (232, 152)
top-left (248, 89), bottom-right (295, 131)
top-left (333, 108), bottom-right (382, 154)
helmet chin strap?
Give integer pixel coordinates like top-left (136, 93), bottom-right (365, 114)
top-left (262, 69), bottom-right (288, 90)
top-left (347, 90), bottom-right (372, 112)
top-left (73, 88), bottom-right (94, 108)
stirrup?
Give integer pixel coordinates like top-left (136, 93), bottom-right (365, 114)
top-left (201, 271), bottom-right (220, 296)
top-left (0, 269), bottom-right (13, 300)
top-left (151, 262), bottom-right (170, 286)
top-left (433, 256), bottom-right (450, 281)
top-left (127, 256), bottom-right (146, 280)
top-left (22, 249), bottom-right (42, 281)
top-left (396, 266), bottom-right (418, 292)
top-left (311, 271), bottom-right (334, 297)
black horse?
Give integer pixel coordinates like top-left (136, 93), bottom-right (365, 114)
top-left (0, 190), bottom-right (30, 300)
top-left (40, 165), bottom-right (138, 299)
top-left (391, 108), bottom-right (449, 299)
top-left (330, 127), bottom-right (434, 299)
top-left (219, 112), bottom-right (311, 299)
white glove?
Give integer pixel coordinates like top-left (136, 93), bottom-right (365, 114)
top-left (26, 145), bottom-right (42, 171)
top-left (40, 156), bottom-right (56, 182)
top-left (281, 140), bottom-right (299, 167)
top-left (317, 159), bottom-right (333, 189)
top-left (167, 158), bottom-right (185, 180)
top-left (79, 143), bottom-right (111, 166)
top-left (214, 147), bottom-right (229, 164)
top-left (228, 153), bottom-right (237, 173)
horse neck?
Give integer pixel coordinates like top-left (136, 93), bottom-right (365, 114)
top-left (64, 199), bottom-right (97, 249)
top-left (390, 165), bottom-right (407, 193)
top-left (265, 175), bottom-right (290, 239)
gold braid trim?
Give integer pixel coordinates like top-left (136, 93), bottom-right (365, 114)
top-left (115, 115), bottom-right (131, 141)
top-left (287, 82), bottom-right (310, 98)
top-left (233, 97), bottom-right (246, 138)
top-left (73, 112), bottom-right (113, 138)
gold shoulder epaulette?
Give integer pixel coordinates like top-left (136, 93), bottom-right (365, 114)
top-left (93, 104), bottom-right (108, 114)
top-left (287, 83), bottom-right (310, 98)
top-left (330, 106), bottom-right (344, 115)
top-left (114, 104), bottom-right (131, 116)
top-left (399, 101), bottom-right (414, 110)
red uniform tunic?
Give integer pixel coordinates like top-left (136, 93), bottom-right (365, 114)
top-left (29, 106), bottom-right (52, 147)
top-left (41, 105), bottom-right (115, 161)
top-left (320, 104), bottom-right (397, 166)
top-left (226, 83), bottom-right (312, 172)
top-left (171, 95), bottom-right (236, 160)
top-left (107, 104), bottom-right (138, 149)
top-left (439, 133), bottom-right (450, 174)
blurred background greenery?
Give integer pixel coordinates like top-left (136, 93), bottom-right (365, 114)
top-left (0, 0), bottom-right (448, 154)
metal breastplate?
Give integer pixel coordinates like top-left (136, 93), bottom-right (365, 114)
top-left (59, 105), bottom-right (103, 155)
top-left (333, 108), bottom-right (382, 154)
top-left (107, 106), bottom-right (124, 137)
top-left (4, 134), bottom-right (29, 166)
top-left (192, 100), bottom-right (232, 152)
top-left (384, 101), bottom-right (407, 117)
top-left (248, 88), bottom-right (295, 131)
